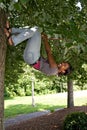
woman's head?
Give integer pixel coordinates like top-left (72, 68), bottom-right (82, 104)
top-left (57, 62), bottom-right (72, 76)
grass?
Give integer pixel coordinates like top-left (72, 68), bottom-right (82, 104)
top-left (4, 90), bottom-right (87, 119)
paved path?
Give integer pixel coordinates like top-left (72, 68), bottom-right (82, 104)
top-left (4, 110), bottom-right (50, 127)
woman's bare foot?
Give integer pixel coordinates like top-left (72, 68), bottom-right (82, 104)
top-left (4, 28), bottom-right (10, 37)
top-left (4, 28), bottom-right (13, 45)
top-left (6, 21), bottom-right (10, 29)
top-left (5, 21), bottom-right (12, 33)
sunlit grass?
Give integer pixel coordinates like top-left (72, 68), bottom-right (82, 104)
top-left (4, 90), bottom-right (87, 119)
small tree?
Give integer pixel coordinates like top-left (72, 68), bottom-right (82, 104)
top-left (67, 78), bottom-right (74, 108)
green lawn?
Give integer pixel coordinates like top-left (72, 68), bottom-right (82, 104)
top-left (4, 90), bottom-right (87, 119)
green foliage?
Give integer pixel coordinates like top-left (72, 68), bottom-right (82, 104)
top-left (5, 60), bottom-right (67, 97)
top-left (63, 112), bottom-right (87, 130)
top-left (2, 0), bottom-right (87, 96)
top-left (5, 43), bottom-right (68, 97)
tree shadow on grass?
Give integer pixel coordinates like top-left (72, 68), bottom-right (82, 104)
top-left (4, 97), bottom-right (15, 100)
top-left (4, 103), bottom-right (66, 119)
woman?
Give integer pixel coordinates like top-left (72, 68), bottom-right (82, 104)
top-left (4, 21), bottom-right (72, 76)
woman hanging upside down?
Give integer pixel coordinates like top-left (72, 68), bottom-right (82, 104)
top-left (4, 21), bottom-right (72, 76)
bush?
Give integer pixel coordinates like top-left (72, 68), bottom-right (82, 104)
top-left (63, 111), bottom-right (87, 130)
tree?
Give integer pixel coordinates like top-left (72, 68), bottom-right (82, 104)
top-left (0, 8), bottom-right (7, 130)
top-left (67, 78), bottom-right (74, 107)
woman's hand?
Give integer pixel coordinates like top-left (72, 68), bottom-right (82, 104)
top-left (41, 32), bottom-right (48, 41)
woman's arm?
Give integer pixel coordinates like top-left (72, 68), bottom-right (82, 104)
top-left (42, 33), bottom-right (57, 68)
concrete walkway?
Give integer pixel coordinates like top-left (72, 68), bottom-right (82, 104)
top-left (4, 110), bottom-right (50, 127)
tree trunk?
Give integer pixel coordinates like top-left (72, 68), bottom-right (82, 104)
top-left (67, 77), bottom-right (74, 108)
top-left (0, 8), bottom-right (7, 130)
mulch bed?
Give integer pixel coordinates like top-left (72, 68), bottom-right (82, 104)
top-left (5, 106), bottom-right (87, 130)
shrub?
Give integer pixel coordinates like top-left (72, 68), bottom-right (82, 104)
top-left (63, 111), bottom-right (87, 130)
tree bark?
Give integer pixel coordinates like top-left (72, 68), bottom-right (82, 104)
top-left (0, 8), bottom-right (7, 130)
top-left (67, 77), bottom-right (74, 108)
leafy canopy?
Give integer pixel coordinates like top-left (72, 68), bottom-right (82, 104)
top-left (1, 0), bottom-right (87, 88)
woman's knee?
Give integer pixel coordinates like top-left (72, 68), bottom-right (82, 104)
top-left (23, 51), bottom-right (35, 64)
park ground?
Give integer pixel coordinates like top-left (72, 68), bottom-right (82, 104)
top-left (5, 90), bottom-right (87, 130)
top-left (5, 106), bottom-right (87, 130)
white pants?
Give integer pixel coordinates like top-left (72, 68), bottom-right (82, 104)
top-left (11, 27), bottom-right (41, 64)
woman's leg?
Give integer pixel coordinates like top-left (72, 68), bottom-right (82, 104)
top-left (23, 30), bottom-right (41, 65)
top-left (5, 21), bottom-right (30, 34)
top-left (12, 27), bottom-right (38, 46)
top-left (4, 27), bottom-right (38, 46)
top-left (11, 28), bottom-right (29, 34)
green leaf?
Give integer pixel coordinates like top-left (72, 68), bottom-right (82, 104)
top-left (79, 31), bottom-right (87, 41)
top-left (20, 0), bottom-right (29, 4)
top-left (14, 3), bottom-right (21, 10)
top-left (65, 42), bottom-right (73, 48)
